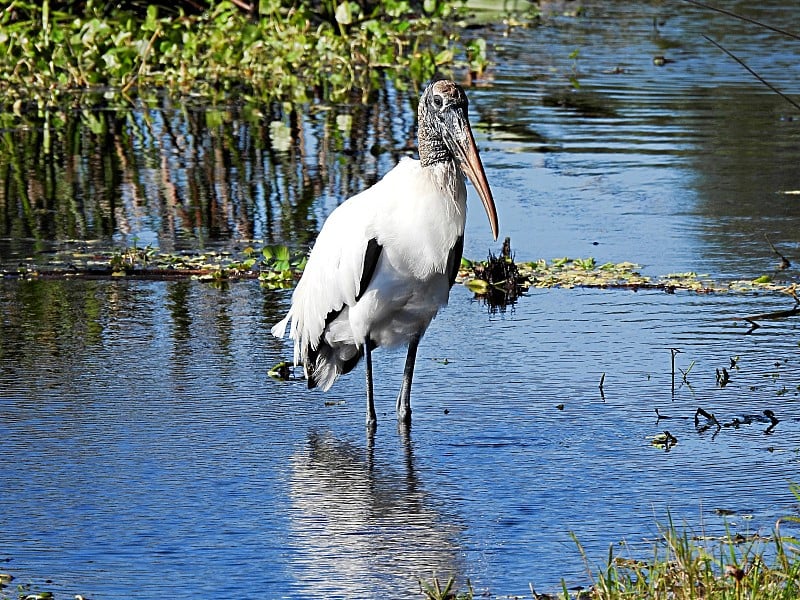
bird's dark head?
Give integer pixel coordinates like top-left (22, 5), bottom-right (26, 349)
top-left (418, 79), bottom-right (469, 166)
top-left (418, 79), bottom-right (498, 240)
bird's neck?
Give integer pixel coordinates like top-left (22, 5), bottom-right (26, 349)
top-left (425, 159), bottom-right (465, 209)
top-left (418, 130), bottom-right (450, 168)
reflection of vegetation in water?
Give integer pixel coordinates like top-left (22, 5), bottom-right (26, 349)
top-left (0, 280), bottom-right (106, 379)
top-left (10, 280), bottom-right (103, 341)
top-left (0, 0), bottom-right (528, 258)
top-left (0, 93), bottom-right (418, 251)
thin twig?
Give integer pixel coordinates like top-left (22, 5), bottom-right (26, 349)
top-left (669, 348), bottom-right (681, 395)
top-left (122, 28), bottom-right (161, 95)
top-left (702, 35), bottom-right (800, 113)
top-left (765, 233), bottom-right (791, 269)
top-left (681, 0), bottom-right (800, 41)
top-left (228, 0), bottom-right (255, 13)
top-left (679, 360), bottom-right (695, 383)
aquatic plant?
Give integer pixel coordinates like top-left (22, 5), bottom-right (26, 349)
top-left (579, 514), bottom-right (800, 600)
top-left (5, 239), bottom-right (800, 305)
top-left (0, 0), bottom-right (520, 113)
top-left (420, 574), bottom-right (474, 600)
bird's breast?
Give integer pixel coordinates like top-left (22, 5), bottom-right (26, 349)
top-left (373, 159), bottom-right (466, 280)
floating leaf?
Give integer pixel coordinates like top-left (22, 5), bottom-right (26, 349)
top-left (650, 431), bottom-right (677, 449)
top-left (465, 278), bottom-right (490, 294)
top-left (268, 361), bottom-right (293, 380)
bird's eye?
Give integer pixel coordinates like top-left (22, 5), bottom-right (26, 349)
top-left (432, 95), bottom-right (444, 110)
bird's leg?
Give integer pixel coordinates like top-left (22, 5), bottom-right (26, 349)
top-left (364, 339), bottom-right (377, 430)
top-left (396, 335), bottom-right (420, 426)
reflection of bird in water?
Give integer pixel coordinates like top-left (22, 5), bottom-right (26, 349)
top-left (272, 79), bottom-right (498, 431)
top-left (287, 431), bottom-right (464, 599)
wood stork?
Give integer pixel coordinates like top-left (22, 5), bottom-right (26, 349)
top-left (271, 79), bottom-right (498, 430)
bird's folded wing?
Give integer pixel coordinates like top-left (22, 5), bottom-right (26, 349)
top-left (272, 195), bottom-right (380, 358)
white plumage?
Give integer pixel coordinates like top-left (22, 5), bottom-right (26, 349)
top-left (272, 79), bottom-right (498, 430)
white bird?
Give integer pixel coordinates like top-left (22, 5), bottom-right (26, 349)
top-left (271, 79), bottom-right (498, 430)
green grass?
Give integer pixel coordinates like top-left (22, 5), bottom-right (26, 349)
top-left (420, 519), bottom-right (800, 599)
top-left (580, 520), bottom-right (800, 599)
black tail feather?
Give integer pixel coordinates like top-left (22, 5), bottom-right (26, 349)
top-left (305, 340), bottom-right (363, 390)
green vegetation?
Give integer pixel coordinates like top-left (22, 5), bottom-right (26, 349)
top-left (463, 256), bottom-right (799, 295)
top-left (419, 497), bottom-right (800, 598)
top-left (421, 574), bottom-right (474, 599)
top-left (581, 522), bottom-right (800, 600)
top-left (1, 242), bottom-right (307, 288)
top-left (0, 0), bottom-right (508, 113)
top-left (4, 243), bottom-right (800, 301)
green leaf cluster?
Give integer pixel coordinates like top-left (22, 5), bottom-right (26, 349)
top-left (0, 0), bottom-right (496, 111)
top-left (256, 244), bottom-right (308, 288)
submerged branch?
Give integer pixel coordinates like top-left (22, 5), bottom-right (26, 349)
top-left (739, 294), bottom-right (800, 333)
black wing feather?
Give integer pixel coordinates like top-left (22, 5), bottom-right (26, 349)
top-left (446, 235), bottom-right (464, 287)
top-left (357, 238), bottom-right (382, 300)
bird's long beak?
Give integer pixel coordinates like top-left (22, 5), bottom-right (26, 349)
top-left (446, 113), bottom-right (499, 241)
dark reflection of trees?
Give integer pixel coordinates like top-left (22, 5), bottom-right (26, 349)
top-left (165, 280), bottom-right (193, 382)
top-left (0, 86), bottom-right (417, 257)
top-left (691, 91), bottom-right (800, 217)
top-left (288, 429), bottom-right (464, 599)
top-left (0, 281), bottom-right (104, 372)
top-left (0, 110), bottom-right (121, 249)
top-left (687, 90), bottom-right (800, 273)
top-left (0, 280), bottom-right (156, 381)
top-left (166, 279), bottom-right (192, 337)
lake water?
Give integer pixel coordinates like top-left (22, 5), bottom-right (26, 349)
top-left (3, 1), bottom-right (800, 598)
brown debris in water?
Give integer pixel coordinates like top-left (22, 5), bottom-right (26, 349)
top-left (470, 237), bottom-right (526, 311)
